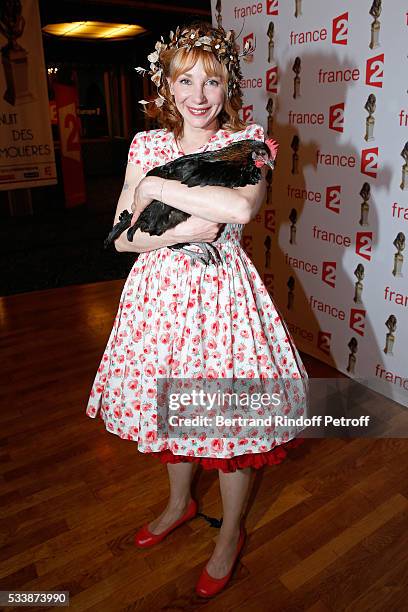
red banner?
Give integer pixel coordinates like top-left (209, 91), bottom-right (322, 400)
top-left (54, 83), bottom-right (86, 207)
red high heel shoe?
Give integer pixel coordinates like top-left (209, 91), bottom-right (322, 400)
top-left (134, 498), bottom-right (198, 548)
top-left (195, 523), bottom-right (246, 598)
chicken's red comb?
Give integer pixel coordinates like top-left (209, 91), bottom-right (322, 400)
top-left (265, 138), bottom-right (279, 159)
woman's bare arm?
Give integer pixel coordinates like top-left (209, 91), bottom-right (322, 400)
top-left (113, 163), bottom-right (222, 253)
top-left (113, 163), bottom-right (181, 253)
top-left (141, 168), bottom-right (267, 225)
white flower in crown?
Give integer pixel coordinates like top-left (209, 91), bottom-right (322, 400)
top-left (155, 94), bottom-right (165, 107)
top-left (195, 35), bottom-right (213, 51)
top-left (147, 51), bottom-right (159, 63)
top-left (151, 69), bottom-right (162, 87)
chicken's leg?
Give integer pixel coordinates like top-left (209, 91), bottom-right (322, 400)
top-left (172, 247), bottom-right (209, 265)
top-left (170, 242), bottom-right (222, 265)
top-left (197, 242), bottom-right (222, 264)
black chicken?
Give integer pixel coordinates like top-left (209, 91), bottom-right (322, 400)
top-left (104, 138), bottom-right (277, 265)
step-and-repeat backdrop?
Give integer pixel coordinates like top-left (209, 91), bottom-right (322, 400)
top-left (211, 0), bottom-right (408, 407)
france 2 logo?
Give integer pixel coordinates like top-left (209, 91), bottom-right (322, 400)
top-left (332, 12), bottom-right (349, 45)
top-left (266, 66), bottom-right (278, 94)
top-left (361, 147), bottom-right (379, 178)
top-left (265, 209), bottom-right (276, 233)
top-left (317, 331), bottom-right (331, 355)
top-left (355, 231), bottom-right (373, 261)
top-left (349, 308), bottom-right (366, 336)
top-left (325, 185), bottom-right (341, 214)
top-left (365, 54), bottom-right (384, 88)
top-left (266, 0), bottom-right (279, 15)
top-left (329, 103), bottom-right (345, 133)
top-left (322, 261), bottom-right (337, 288)
top-left (242, 105), bottom-right (253, 122)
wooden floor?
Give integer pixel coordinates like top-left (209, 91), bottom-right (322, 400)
top-left (1, 279), bottom-right (407, 611)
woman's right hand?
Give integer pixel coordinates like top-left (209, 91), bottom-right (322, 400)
top-left (172, 215), bottom-right (225, 243)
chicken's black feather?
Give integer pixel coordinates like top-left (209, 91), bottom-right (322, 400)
top-left (104, 139), bottom-right (273, 248)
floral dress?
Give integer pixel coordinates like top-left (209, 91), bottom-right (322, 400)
top-left (86, 123), bottom-right (308, 472)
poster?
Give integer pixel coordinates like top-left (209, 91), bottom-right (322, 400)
top-left (0, 0), bottom-right (57, 190)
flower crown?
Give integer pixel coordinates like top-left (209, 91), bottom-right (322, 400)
top-left (135, 24), bottom-right (255, 108)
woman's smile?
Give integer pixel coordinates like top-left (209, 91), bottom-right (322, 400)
top-left (187, 106), bottom-right (211, 115)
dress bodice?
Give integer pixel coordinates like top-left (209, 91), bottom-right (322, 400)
top-left (127, 123), bottom-right (265, 246)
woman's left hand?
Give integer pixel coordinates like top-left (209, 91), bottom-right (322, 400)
top-left (130, 177), bottom-right (157, 226)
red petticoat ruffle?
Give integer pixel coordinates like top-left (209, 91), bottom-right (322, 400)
top-left (154, 438), bottom-right (305, 473)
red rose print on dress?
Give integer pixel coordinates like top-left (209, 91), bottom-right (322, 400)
top-left (85, 123), bottom-right (308, 459)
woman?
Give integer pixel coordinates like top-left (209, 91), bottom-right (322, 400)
top-left (86, 21), bottom-right (308, 598)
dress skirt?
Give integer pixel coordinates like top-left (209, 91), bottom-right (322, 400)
top-left (86, 124), bottom-right (309, 469)
top-left (86, 224), bottom-right (309, 470)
